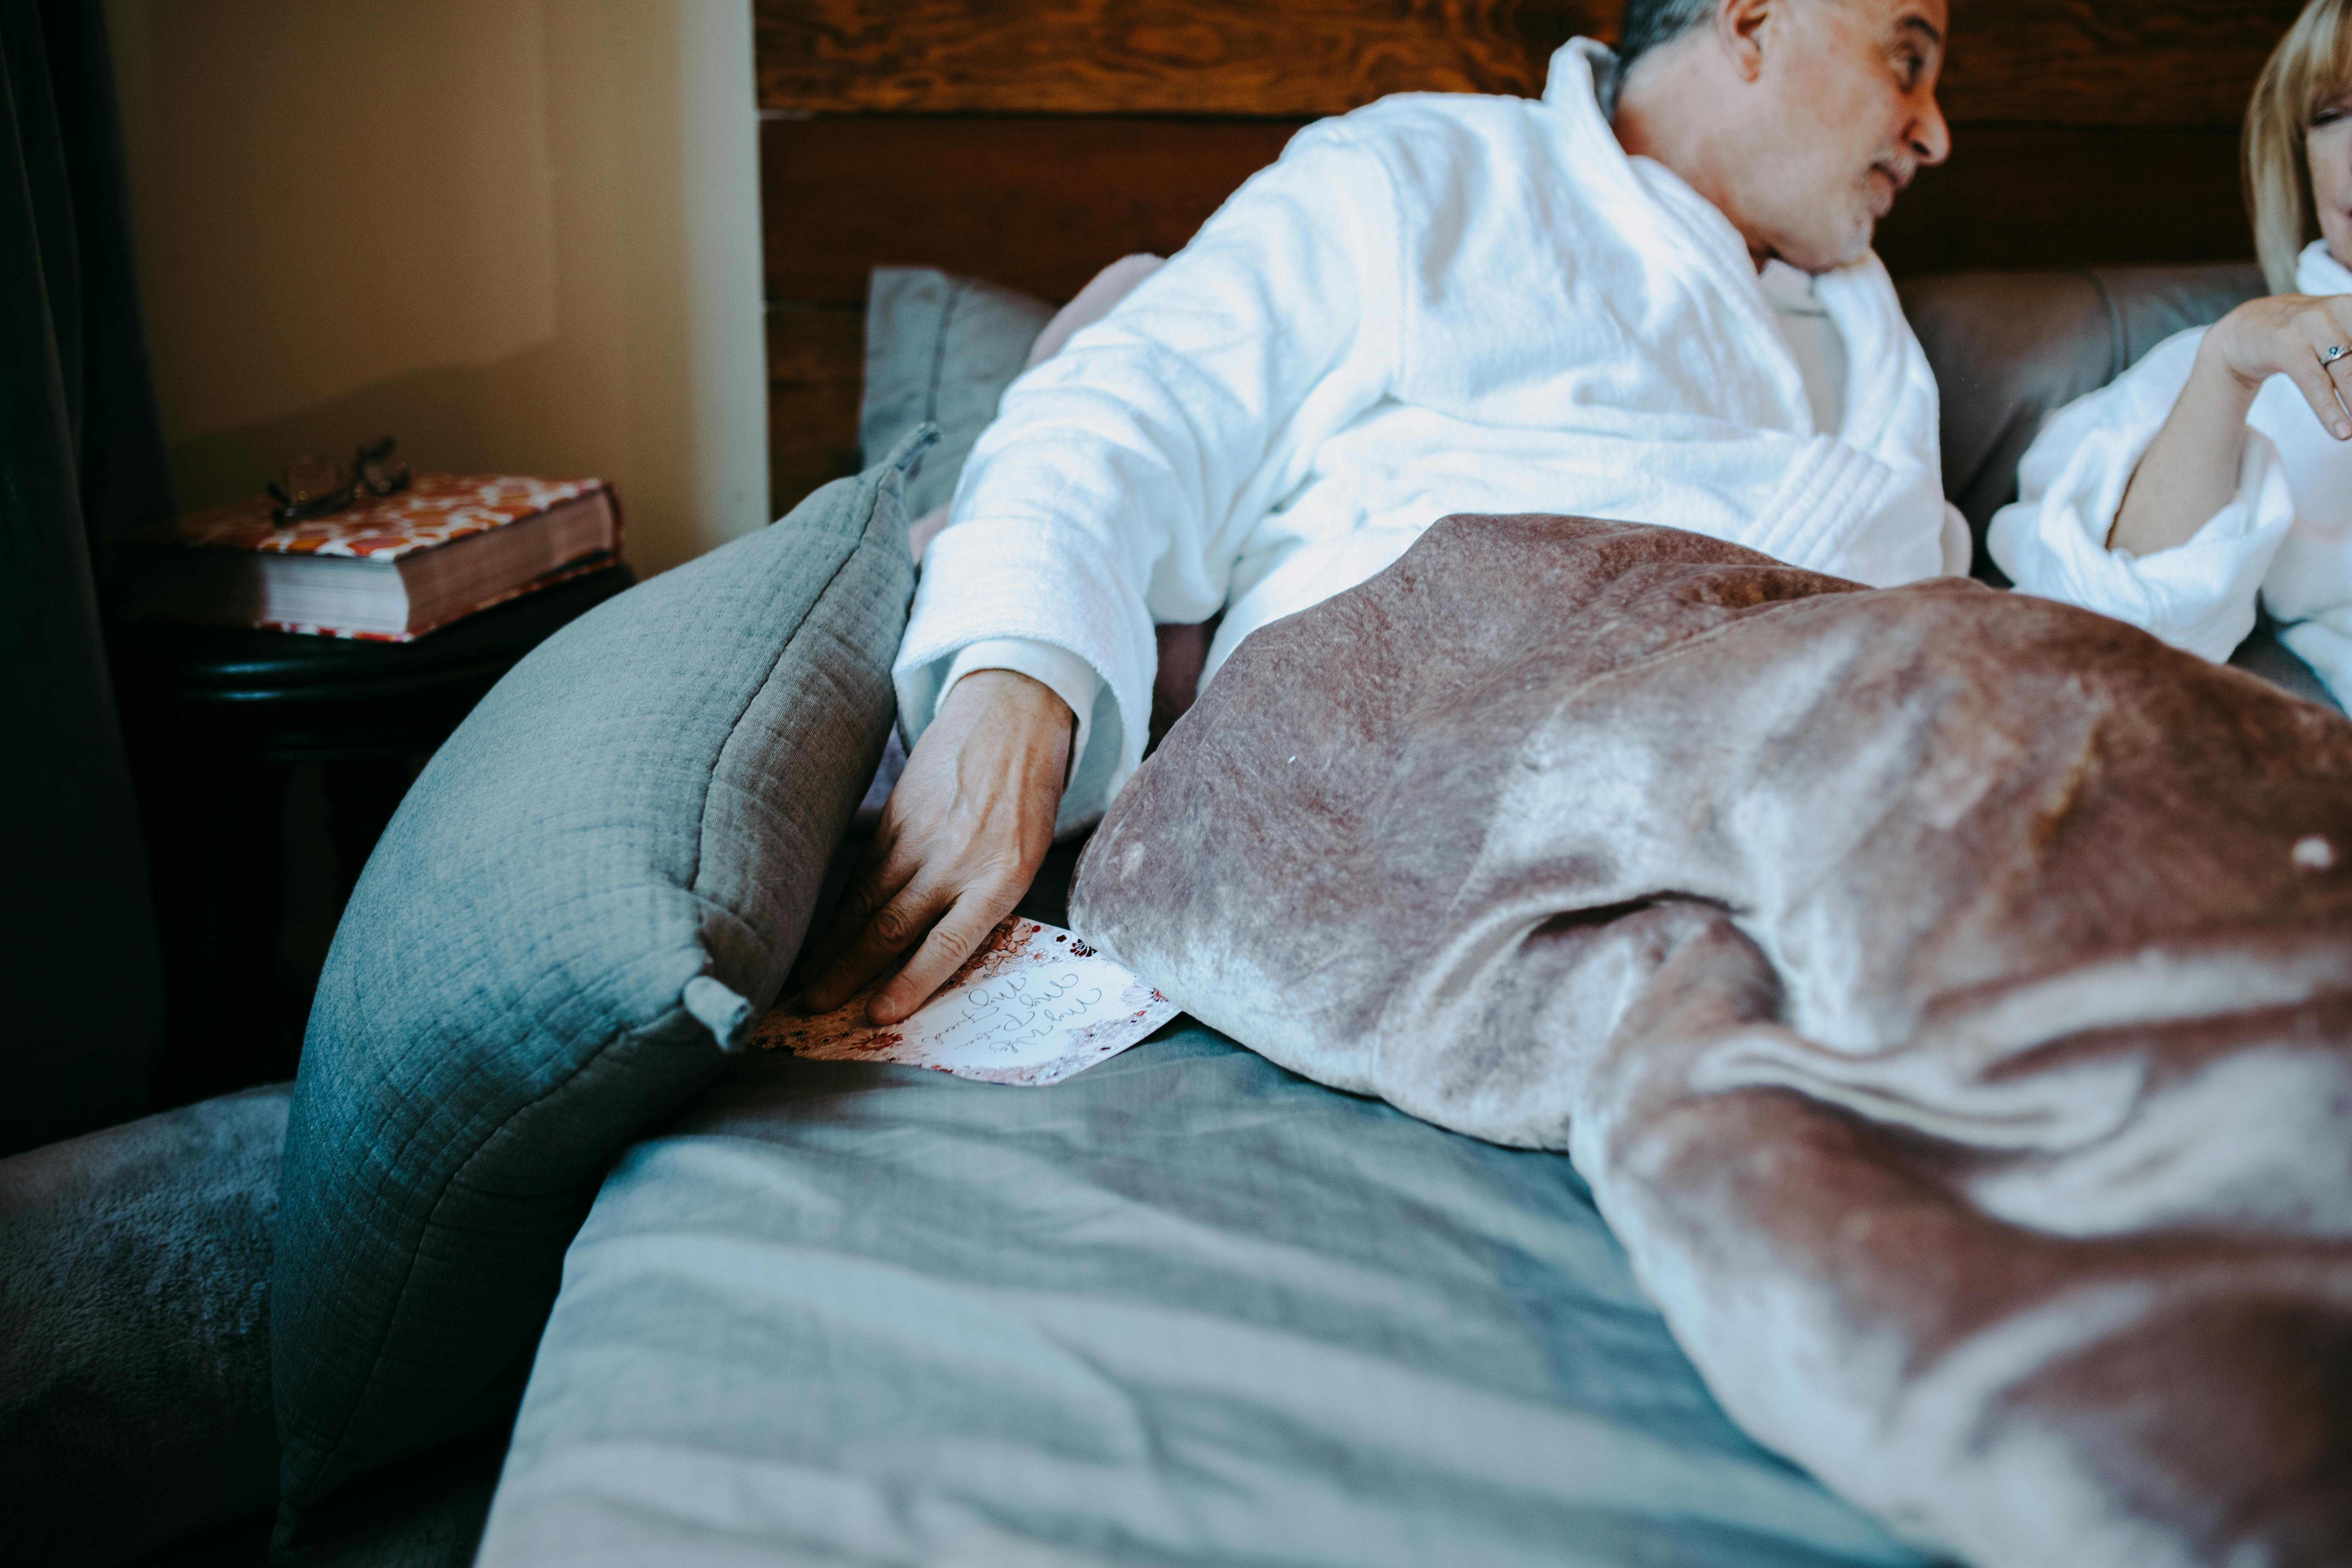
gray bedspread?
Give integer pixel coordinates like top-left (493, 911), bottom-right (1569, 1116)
top-left (475, 1028), bottom-right (1927, 1567)
top-left (1070, 515), bottom-right (2352, 1568)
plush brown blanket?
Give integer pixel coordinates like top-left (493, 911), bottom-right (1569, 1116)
top-left (1069, 515), bottom-right (2352, 1568)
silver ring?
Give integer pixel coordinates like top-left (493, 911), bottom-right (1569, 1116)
top-left (2325, 344), bottom-right (2348, 364)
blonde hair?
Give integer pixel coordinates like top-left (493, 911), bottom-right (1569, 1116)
top-left (2247, 0), bottom-right (2352, 293)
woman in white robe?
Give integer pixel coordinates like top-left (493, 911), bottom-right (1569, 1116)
top-left (1990, 0), bottom-right (2352, 706)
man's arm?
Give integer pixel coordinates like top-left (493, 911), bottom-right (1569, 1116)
top-left (807, 124), bottom-right (1402, 1022)
top-left (893, 122), bottom-right (1401, 807)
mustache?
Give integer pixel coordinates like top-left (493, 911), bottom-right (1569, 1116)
top-left (1873, 155), bottom-right (1919, 193)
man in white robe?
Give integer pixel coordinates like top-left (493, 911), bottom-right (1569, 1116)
top-left (808, 0), bottom-right (1959, 1022)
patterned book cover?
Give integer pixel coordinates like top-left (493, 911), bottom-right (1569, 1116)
top-left (123, 473), bottom-right (619, 640)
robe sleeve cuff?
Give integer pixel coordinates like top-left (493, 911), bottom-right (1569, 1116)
top-left (892, 515), bottom-right (1152, 836)
top-left (941, 638), bottom-right (1103, 781)
top-left (1988, 423), bottom-right (2298, 664)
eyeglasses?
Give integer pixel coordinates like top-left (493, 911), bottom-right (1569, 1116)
top-left (267, 437), bottom-right (412, 522)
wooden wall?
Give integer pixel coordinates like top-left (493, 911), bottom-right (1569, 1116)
top-left (757, 0), bottom-right (2300, 516)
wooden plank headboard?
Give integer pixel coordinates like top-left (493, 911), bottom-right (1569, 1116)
top-left (756, 0), bottom-right (2298, 517)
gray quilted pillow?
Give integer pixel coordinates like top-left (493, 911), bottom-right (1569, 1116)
top-left (860, 266), bottom-right (1053, 517)
top-left (270, 429), bottom-right (930, 1536)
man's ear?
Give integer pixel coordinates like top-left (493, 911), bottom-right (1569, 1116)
top-left (1715, 0), bottom-right (1774, 83)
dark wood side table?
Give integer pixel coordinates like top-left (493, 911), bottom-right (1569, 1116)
top-left (108, 564), bottom-right (636, 1106)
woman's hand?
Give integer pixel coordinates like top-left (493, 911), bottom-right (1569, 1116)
top-left (2111, 293), bottom-right (2352, 556)
top-left (2205, 292), bottom-right (2352, 434)
top-left (800, 669), bottom-right (1072, 1025)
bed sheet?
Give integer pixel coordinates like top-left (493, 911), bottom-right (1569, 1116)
top-left (475, 1025), bottom-right (1932, 1568)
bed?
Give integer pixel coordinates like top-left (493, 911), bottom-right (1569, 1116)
top-left (471, 6), bottom-right (2342, 1564)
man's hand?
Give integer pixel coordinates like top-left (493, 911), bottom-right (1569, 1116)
top-left (801, 669), bottom-right (1072, 1024)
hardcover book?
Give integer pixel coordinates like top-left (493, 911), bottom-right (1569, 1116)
top-left (118, 474), bottom-right (622, 641)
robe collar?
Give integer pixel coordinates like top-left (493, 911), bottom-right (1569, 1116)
top-left (1540, 37), bottom-right (1915, 447)
top-left (2299, 238), bottom-right (2352, 296)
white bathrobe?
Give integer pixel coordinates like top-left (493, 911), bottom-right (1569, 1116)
top-left (1989, 239), bottom-right (2352, 706)
top-left (898, 39), bottom-right (1955, 829)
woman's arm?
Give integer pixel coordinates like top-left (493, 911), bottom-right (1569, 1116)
top-left (2112, 293), bottom-right (2352, 554)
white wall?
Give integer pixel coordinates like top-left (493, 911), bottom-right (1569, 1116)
top-left (105, 0), bottom-right (768, 578)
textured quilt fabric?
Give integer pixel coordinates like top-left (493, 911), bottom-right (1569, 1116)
top-left (860, 267), bottom-right (1054, 521)
top-left (475, 1027), bottom-right (1925, 1568)
top-left (271, 431), bottom-right (928, 1532)
top-left (1070, 515), bottom-right (2352, 1568)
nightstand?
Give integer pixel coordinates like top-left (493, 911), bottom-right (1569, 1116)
top-left (109, 564), bottom-right (636, 1104)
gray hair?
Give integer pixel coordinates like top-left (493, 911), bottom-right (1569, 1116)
top-left (1612, 0), bottom-right (1718, 102)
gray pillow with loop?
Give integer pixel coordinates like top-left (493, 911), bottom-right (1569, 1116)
top-left (269, 426), bottom-right (932, 1541)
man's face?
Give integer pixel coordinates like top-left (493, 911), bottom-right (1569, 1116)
top-left (1743, 0), bottom-right (1951, 271)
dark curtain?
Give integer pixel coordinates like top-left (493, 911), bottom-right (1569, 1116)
top-left (1, 0), bottom-right (172, 1156)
